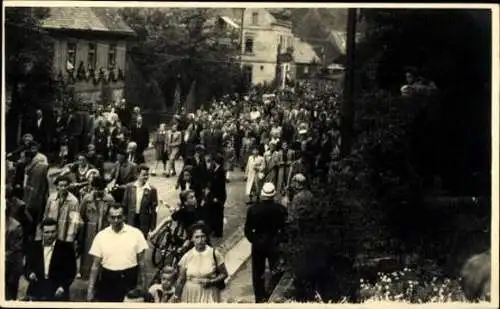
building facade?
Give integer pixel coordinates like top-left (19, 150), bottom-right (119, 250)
top-left (217, 8), bottom-right (295, 87)
top-left (41, 7), bottom-right (135, 108)
top-left (217, 8), bottom-right (320, 89)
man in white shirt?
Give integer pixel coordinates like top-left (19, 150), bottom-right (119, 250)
top-left (87, 203), bottom-right (149, 302)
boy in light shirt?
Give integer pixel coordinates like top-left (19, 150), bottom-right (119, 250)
top-left (148, 266), bottom-right (177, 303)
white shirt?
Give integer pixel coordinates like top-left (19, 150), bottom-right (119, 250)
top-left (37, 118), bottom-right (42, 128)
top-left (250, 111), bottom-right (261, 120)
top-left (89, 224), bottom-right (148, 271)
top-left (43, 242), bottom-right (55, 278)
top-left (135, 182), bottom-right (151, 214)
top-left (185, 182), bottom-right (191, 191)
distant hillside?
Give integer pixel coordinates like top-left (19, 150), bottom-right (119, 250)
top-left (267, 8), bottom-right (348, 32)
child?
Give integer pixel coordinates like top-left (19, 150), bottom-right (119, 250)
top-left (123, 288), bottom-right (154, 303)
top-left (148, 266), bottom-right (177, 303)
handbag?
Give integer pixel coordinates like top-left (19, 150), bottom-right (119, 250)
top-left (212, 248), bottom-right (226, 290)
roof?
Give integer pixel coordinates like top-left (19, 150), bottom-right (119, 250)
top-left (215, 8), bottom-right (291, 29)
top-left (293, 37), bottom-right (320, 64)
top-left (40, 7), bottom-right (135, 36)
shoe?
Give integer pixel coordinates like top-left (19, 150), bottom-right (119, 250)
top-left (151, 171), bottom-right (157, 176)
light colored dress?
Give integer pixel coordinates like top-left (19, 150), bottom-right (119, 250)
top-left (178, 246), bottom-right (225, 303)
top-left (245, 155), bottom-right (265, 196)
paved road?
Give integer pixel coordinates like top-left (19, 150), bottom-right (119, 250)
top-left (223, 259), bottom-right (255, 303)
top-left (17, 149), bottom-right (250, 301)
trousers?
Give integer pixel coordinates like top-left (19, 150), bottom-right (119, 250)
top-left (251, 243), bottom-right (281, 303)
top-left (96, 266), bottom-right (138, 302)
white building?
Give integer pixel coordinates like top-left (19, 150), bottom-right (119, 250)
top-left (216, 8), bottom-right (295, 87)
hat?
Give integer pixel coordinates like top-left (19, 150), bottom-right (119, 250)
top-left (292, 173), bottom-right (306, 183)
top-left (260, 182), bottom-right (276, 198)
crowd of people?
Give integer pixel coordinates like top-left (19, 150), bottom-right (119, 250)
top-left (5, 80), bottom-right (346, 303)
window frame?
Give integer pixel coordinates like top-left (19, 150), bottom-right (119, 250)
top-left (251, 12), bottom-right (259, 25)
top-left (244, 35), bottom-right (254, 54)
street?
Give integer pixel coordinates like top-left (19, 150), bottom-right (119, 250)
top-left (17, 149), bottom-right (255, 302)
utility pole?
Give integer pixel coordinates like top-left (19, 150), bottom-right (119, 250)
top-left (239, 8), bottom-right (246, 93)
top-left (340, 8), bottom-right (358, 158)
top-left (239, 8), bottom-right (246, 68)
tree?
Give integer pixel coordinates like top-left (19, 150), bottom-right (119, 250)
top-left (5, 7), bottom-right (56, 150)
top-left (354, 9), bottom-right (491, 196)
top-left (120, 8), bottom-right (242, 111)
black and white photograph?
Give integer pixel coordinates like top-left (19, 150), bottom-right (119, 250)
top-left (1, 1), bottom-right (498, 306)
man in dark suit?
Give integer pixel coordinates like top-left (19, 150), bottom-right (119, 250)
top-left (22, 141), bottom-right (49, 243)
top-left (183, 145), bottom-right (208, 206)
top-left (123, 165), bottom-right (158, 237)
top-left (182, 116), bottom-right (199, 162)
top-left (204, 154), bottom-right (227, 238)
top-left (29, 109), bottom-right (50, 153)
top-left (129, 116), bottom-right (149, 162)
top-left (110, 149), bottom-right (138, 203)
top-left (66, 109), bottom-right (85, 162)
top-left (126, 141), bottom-right (145, 165)
top-left (50, 109), bottom-right (68, 155)
top-left (203, 123), bottom-right (224, 157)
top-left (24, 218), bottom-right (77, 301)
top-left (244, 182), bottom-right (287, 303)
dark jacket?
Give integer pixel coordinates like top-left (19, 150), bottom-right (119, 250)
top-left (24, 240), bottom-right (76, 300)
top-left (184, 155), bottom-right (208, 195)
top-left (124, 183), bottom-right (158, 236)
top-left (207, 165), bottom-right (227, 205)
top-left (244, 200), bottom-right (287, 247)
top-left (130, 125), bottom-right (150, 153)
top-left (203, 129), bottom-right (224, 156)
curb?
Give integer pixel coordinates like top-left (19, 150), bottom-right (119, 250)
top-left (268, 272), bottom-right (294, 303)
top-left (216, 226), bottom-right (251, 285)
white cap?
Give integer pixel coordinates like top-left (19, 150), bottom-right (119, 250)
top-left (260, 182), bottom-right (276, 198)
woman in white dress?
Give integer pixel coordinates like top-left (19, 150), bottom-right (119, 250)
top-left (245, 145), bottom-right (265, 204)
top-left (173, 222), bottom-right (228, 303)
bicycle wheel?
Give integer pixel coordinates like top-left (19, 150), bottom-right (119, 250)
top-left (152, 229), bottom-right (172, 268)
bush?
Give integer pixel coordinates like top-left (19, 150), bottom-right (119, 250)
top-left (360, 266), bottom-right (467, 303)
top-left (283, 91), bottom-right (445, 302)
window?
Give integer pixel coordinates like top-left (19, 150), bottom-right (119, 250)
top-left (66, 41), bottom-right (77, 70)
top-left (252, 12), bottom-right (259, 25)
top-left (108, 43), bottom-right (117, 69)
top-left (260, 65), bottom-right (264, 71)
top-left (279, 35), bottom-right (284, 51)
top-left (87, 42), bottom-right (97, 70)
top-left (304, 66), bottom-right (309, 74)
top-left (244, 36), bottom-right (254, 53)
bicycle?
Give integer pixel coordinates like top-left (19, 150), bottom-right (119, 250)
top-left (148, 217), bottom-right (186, 286)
